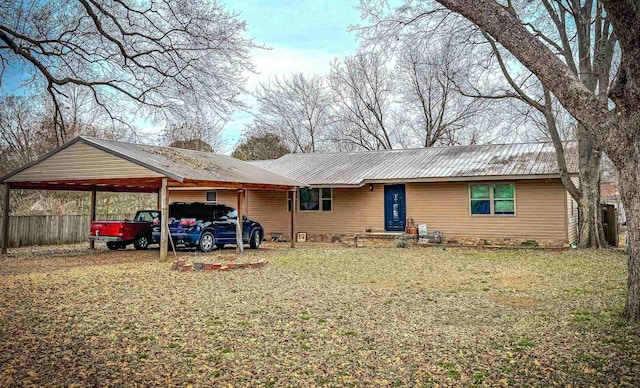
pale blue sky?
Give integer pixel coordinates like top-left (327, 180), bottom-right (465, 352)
top-left (221, 0), bottom-right (361, 147)
top-left (228, 0), bottom-right (360, 51)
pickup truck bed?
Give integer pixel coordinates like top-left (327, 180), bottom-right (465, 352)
top-left (89, 210), bottom-right (160, 250)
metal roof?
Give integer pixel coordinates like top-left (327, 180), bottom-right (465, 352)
top-left (82, 137), bottom-right (303, 187)
top-left (250, 141), bottom-right (578, 186)
top-left (0, 137), bottom-right (303, 188)
top-left (246, 160), bottom-right (275, 169)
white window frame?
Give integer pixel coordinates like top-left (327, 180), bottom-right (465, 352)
top-left (299, 187), bottom-right (332, 212)
top-left (469, 182), bottom-right (516, 216)
top-left (205, 191), bottom-right (217, 204)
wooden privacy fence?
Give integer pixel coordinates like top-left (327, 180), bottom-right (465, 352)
top-left (0, 214), bottom-right (132, 248)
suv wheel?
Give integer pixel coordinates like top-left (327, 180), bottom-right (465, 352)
top-left (198, 231), bottom-right (215, 252)
top-left (249, 231), bottom-right (262, 249)
top-left (107, 242), bottom-right (118, 250)
top-left (134, 235), bottom-right (149, 250)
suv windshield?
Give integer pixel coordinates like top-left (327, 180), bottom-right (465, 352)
top-left (169, 203), bottom-right (235, 222)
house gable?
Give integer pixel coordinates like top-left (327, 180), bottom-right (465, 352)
top-left (5, 141), bottom-right (164, 182)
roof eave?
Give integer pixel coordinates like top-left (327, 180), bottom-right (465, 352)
top-left (298, 173), bottom-right (577, 187)
top-left (362, 174), bottom-right (575, 184)
top-left (174, 178), bottom-right (302, 191)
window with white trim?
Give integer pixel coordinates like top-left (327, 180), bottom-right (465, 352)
top-left (470, 183), bottom-right (515, 215)
top-left (205, 191), bottom-right (217, 203)
top-left (299, 188), bottom-right (332, 211)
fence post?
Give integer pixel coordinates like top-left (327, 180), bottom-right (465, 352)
top-left (1, 183), bottom-right (10, 254)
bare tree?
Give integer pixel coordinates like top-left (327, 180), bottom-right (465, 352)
top-left (0, 0), bottom-right (255, 146)
top-left (395, 38), bottom-right (487, 147)
top-left (0, 94), bottom-right (47, 173)
top-left (0, 92), bottom-right (136, 218)
top-left (433, 0), bottom-right (640, 324)
top-left (327, 52), bottom-right (397, 150)
top-left (252, 73), bottom-right (331, 153)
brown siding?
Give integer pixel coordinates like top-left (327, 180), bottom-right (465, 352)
top-left (7, 142), bottom-right (163, 182)
top-left (166, 181), bottom-right (569, 242)
top-left (406, 179), bottom-right (568, 241)
top-left (168, 190), bottom-right (237, 207)
top-left (295, 185), bottom-right (385, 235)
top-left (246, 186), bottom-right (385, 237)
top-left (247, 191), bottom-right (290, 234)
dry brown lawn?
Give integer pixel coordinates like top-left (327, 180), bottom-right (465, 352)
top-left (0, 243), bottom-right (638, 387)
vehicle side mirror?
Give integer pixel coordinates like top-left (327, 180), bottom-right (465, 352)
top-left (242, 215), bottom-right (248, 221)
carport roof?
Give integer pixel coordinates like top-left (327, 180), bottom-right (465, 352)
top-left (0, 137), bottom-right (304, 191)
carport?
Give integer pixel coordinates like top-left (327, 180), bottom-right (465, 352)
top-left (0, 137), bottom-right (303, 260)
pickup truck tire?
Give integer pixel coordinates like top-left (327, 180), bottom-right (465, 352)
top-left (107, 242), bottom-right (118, 251)
top-left (134, 234), bottom-right (150, 250)
top-left (249, 230), bottom-right (262, 249)
top-left (198, 231), bottom-right (215, 252)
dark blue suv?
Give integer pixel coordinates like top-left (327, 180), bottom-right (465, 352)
top-left (165, 202), bottom-right (264, 252)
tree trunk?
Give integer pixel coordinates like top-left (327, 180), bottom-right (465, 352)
top-left (434, 0), bottom-right (640, 325)
top-left (577, 181), bottom-right (606, 248)
top-left (576, 128), bottom-right (607, 248)
top-left (620, 163), bottom-right (640, 322)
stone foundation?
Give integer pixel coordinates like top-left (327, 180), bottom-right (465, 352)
top-left (351, 233), bottom-right (567, 249)
top-left (268, 231), bottom-right (568, 249)
top-left (438, 237), bottom-right (568, 248)
top-left (355, 233), bottom-right (412, 248)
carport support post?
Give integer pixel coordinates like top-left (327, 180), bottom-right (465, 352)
top-left (290, 189), bottom-right (296, 248)
top-left (89, 189), bottom-right (97, 249)
top-left (1, 183), bottom-right (9, 254)
top-left (236, 189), bottom-right (245, 254)
top-left (159, 178), bottom-right (169, 262)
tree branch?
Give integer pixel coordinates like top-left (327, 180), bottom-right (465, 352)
top-left (435, 0), bottom-right (615, 151)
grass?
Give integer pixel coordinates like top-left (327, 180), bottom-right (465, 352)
top-left (0, 243), bottom-right (638, 386)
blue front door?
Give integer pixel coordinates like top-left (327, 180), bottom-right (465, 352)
top-left (384, 184), bottom-right (406, 232)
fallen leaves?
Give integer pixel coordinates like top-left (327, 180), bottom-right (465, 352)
top-left (0, 244), bottom-right (638, 386)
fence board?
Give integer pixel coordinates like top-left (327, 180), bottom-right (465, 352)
top-left (0, 214), bottom-right (132, 248)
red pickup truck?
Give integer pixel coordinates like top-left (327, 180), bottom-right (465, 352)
top-left (89, 210), bottom-right (161, 250)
